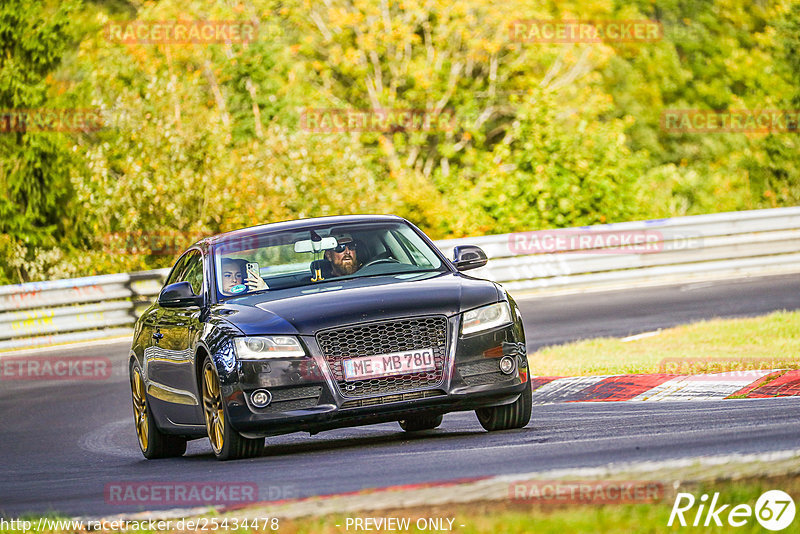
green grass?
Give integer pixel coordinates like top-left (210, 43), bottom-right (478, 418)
top-left (276, 477), bottom-right (800, 533)
top-left (4, 476), bottom-right (799, 533)
top-left (529, 310), bottom-right (800, 376)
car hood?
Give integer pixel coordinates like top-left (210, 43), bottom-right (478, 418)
top-left (212, 272), bottom-right (500, 335)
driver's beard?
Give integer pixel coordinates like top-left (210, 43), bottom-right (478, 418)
top-left (335, 257), bottom-right (358, 275)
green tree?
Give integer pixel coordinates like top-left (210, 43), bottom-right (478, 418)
top-left (0, 0), bottom-right (81, 282)
top-left (743, 2), bottom-right (800, 207)
top-left (7, 0), bottom-right (799, 283)
top-left (605, 0), bottom-right (797, 214)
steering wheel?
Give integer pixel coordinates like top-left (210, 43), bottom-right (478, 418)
top-left (360, 258), bottom-right (400, 269)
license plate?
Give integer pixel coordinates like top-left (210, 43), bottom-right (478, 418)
top-left (343, 348), bottom-right (436, 381)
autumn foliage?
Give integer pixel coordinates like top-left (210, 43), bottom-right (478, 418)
top-left (1, 0), bottom-right (799, 283)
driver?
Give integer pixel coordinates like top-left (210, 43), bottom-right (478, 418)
top-left (324, 233), bottom-right (362, 277)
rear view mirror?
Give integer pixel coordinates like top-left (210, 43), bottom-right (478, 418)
top-left (294, 236), bottom-right (338, 253)
top-left (452, 245), bottom-right (488, 271)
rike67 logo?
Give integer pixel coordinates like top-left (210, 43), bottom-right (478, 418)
top-left (669, 490), bottom-right (796, 531)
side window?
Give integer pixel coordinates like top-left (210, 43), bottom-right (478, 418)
top-left (164, 254), bottom-right (189, 287)
top-left (392, 231), bottom-right (425, 265)
top-left (180, 250), bottom-right (204, 296)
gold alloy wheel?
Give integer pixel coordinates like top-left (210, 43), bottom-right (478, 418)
top-left (131, 370), bottom-right (149, 451)
top-left (202, 363), bottom-right (225, 454)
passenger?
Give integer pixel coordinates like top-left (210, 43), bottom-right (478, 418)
top-left (220, 258), bottom-right (267, 295)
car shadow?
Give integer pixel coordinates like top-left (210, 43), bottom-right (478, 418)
top-left (180, 426), bottom-right (488, 461)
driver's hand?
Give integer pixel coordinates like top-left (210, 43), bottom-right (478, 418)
top-left (245, 274), bottom-right (268, 291)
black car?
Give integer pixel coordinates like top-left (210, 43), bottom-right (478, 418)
top-left (129, 215), bottom-right (531, 460)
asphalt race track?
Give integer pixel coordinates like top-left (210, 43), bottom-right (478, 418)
top-left (1, 274), bottom-right (799, 518)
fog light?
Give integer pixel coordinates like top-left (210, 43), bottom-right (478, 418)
top-left (251, 389), bottom-right (272, 408)
top-left (499, 356), bottom-right (516, 375)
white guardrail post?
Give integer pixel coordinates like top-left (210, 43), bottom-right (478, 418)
top-left (1, 207), bottom-right (799, 350)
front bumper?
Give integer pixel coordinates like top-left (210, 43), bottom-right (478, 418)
top-left (219, 316), bottom-right (528, 438)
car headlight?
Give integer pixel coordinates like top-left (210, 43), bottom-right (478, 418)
top-left (233, 336), bottom-right (306, 359)
top-left (461, 302), bottom-right (512, 335)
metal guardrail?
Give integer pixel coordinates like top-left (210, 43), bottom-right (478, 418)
top-left (436, 206), bottom-right (800, 292)
top-left (1, 207), bottom-right (799, 351)
top-left (0, 270), bottom-right (169, 350)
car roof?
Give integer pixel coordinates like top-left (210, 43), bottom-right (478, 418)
top-left (196, 214), bottom-right (407, 248)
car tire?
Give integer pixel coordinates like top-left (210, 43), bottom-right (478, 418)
top-left (130, 362), bottom-right (187, 459)
top-left (201, 357), bottom-right (264, 461)
top-left (475, 377), bottom-right (532, 431)
top-left (398, 413), bottom-right (443, 432)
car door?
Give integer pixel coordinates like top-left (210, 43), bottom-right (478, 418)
top-left (148, 249), bottom-right (205, 424)
top-left (143, 252), bottom-right (187, 383)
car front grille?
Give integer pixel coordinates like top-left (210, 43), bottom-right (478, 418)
top-left (264, 397), bottom-right (318, 412)
top-left (458, 358), bottom-right (508, 386)
top-left (316, 316), bottom-right (448, 398)
top-left (340, 389), bottom-right (446, 409)
top-left (258, 386), bottom-right (321, 413)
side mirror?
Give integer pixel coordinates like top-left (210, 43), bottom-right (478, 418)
top-left (452, 245), bottom-right (488, 271)
top-left (158, 281), bottom-right (203, 308)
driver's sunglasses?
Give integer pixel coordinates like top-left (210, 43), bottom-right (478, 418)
top-left (334, 242), bottom-right (358, 253)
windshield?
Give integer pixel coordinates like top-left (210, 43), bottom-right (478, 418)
top-left (212, 221), bottom-right (446, 299)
